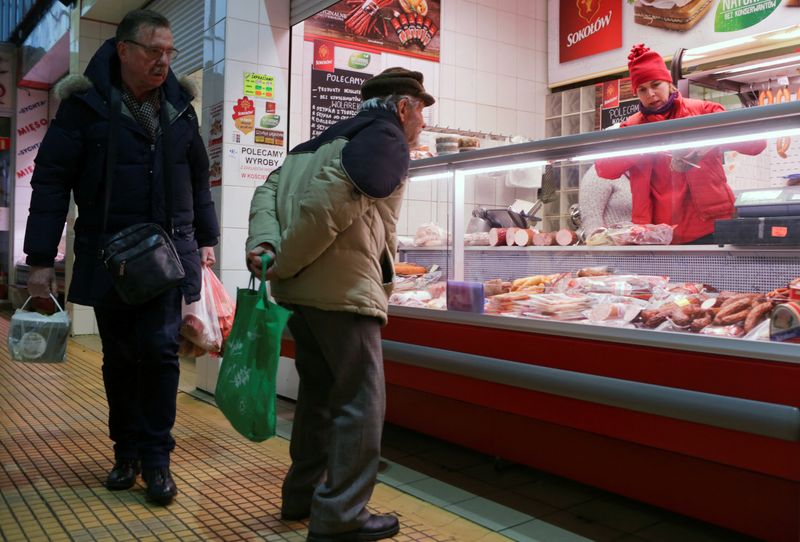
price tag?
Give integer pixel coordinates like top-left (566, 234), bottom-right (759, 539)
top-left (771, 226), bottom-right (788, 238)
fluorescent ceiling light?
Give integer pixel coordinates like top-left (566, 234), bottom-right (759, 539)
top-left (460, 160), bottom-right (548, 176)
top-left (409, 172), bottom-right (451, 182)
top-left (685, 36), bottom-right (756, 56)
top-left (718, 54), bottom-right (800, 75)
top-left (571, 127), bottom-right (800, 162)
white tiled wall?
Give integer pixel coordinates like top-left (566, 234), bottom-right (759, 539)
top-left (437, 0), bottom-right (547, 140)
top-left (77, 18), bottom-right (117, 74)
top-left (202, 0), bottom-right (290, 298)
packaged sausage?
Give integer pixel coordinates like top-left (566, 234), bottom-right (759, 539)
top-left (770, 302), bottom-right (800, 343)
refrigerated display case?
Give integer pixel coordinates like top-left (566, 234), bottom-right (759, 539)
top-left (379, 101), bottom-right (800, 541)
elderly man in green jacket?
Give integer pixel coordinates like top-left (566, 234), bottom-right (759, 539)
top-left (245, 67), bottom-right (433, 542)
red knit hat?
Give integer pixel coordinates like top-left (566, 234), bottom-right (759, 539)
top-left (627, 43), bottom-right (672, 90)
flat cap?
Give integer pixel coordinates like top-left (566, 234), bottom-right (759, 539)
top-left (360, 67), bottom-right (435, 106)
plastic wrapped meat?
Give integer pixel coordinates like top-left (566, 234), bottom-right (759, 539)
top-left (414, 222), bottom-right (448, 246)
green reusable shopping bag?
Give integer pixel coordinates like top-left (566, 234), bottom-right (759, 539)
top-left (215, 255), bottom-right (291, 442)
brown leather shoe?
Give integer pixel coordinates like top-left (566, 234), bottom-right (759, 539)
top-left (105, 458), bottom-right (140, 490)
top-left (306, 514), bottom-right (399, 541)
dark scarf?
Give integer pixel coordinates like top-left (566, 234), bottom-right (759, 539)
top-left (122, 86), bottom-right (161, 140)
top-left (639, 91), bottom-right (680, 116)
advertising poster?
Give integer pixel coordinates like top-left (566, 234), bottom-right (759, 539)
top-left (304, 0), bottom-right (441, 62)
top-left (599, 77), bottom-right (639, 128)
top-left (549, 0), bottom-right (800, 86)
top-left (15, 90), bottom-right (48, 187)
top-left (310, 67), bottom-right (371, 137)
top-left (207, 102), bottom-right (223, 187)
top-left (560, 0), bottom-right (622, 63)
top-left (229, 72), bottom-right (288, 185)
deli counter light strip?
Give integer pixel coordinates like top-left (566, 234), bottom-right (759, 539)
top-left (408, 160), bottom-right (548, 182)
top-left (572, 127), bottom-right (800, 162)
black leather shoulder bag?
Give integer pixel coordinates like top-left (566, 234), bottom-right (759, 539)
top-left (100, 87), bottom-right (185, 306)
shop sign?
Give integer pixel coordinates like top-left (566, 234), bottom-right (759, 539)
top-left (305, 0), bottom-right (441, 62)
top-left (314, 40), bottom-right (335, 72)
top-left (560, 0), bottom-right (622, 63)
top-left (348, 52), bottom-right (371, 70)
top-left (15, 89), bottom-right (47, 185)
top-left (232, 96), bottom-right (256, 135)
top-left (243, 73), bottom-right (274, 98)
top-left (715, 0), bottom-right (781, 31)
top-left (602, 79), bottom-right (620, 108)
top-left (254, 128), bottom-right (284, 147)
top-left (549, 0), bottom-right (800, 87)
top-left (601, 98), bottom-right (638, 128)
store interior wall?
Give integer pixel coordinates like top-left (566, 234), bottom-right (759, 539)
top-left (201, 0), bottom-right (290, 302)
top-left (291, 0), bottom-right (548, 239)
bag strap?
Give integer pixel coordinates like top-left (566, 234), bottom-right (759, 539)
top-left (101, 86), bottom-right (121, 236)
top-left (159, 91), bottom-right (174, 235)
top-left (21, 293), bottom-right (65, 313)
top-left (101, 87), bottom-right (174, 237)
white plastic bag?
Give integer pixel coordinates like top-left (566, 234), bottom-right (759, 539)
top-left (179, 267), bottom-right (223, 354)
top-left (7, 295), bottom-right (70, 363)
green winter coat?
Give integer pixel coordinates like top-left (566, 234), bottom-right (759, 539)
top-left (246, 109), bottom-right (410, 324)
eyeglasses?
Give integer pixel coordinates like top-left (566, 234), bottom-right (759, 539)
top-left (124, 40), bottom-right (179, 61)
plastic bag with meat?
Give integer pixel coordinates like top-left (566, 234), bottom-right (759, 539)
top-left (179, 267), bottom-right (223, 354)
top-left (414, 222), bottom-right (449, 247)
top-left (204, 267), bottom-right (235, 348)
top-left (604, 223), bottom-right (675, 245)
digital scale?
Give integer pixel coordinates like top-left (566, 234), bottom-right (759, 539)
top-left (714, 186), bottom-right (800, 246)
top-left (734, 186), bottom-right (800, 217)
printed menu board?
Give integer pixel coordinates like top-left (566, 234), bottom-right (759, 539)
top-left (310, 67), bottom-right (371, 138)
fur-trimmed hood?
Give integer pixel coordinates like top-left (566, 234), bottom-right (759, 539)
top-left (56, 38), bottom-right (195, 111)
top-left (55, 73), bottom-right (197, 102)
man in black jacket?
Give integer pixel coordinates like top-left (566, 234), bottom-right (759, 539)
top-left (24, 10), bottom-right (219, 506)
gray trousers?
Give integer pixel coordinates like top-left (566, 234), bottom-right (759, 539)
top-left (282, 305), bottom-right (385, 534)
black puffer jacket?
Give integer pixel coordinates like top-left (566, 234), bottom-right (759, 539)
top-left (24, 38), bottom-right (219, 307)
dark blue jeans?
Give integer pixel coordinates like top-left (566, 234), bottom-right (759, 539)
top-left (94, 287), bottom-right (182, 469)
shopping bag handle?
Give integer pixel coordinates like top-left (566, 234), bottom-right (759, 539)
top-left (255, 253), bottom-right (274, 308)
top-left (21, 293), bottom-right (65, 313)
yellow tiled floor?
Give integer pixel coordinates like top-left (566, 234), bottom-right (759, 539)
top-left (0, 316), bottom-right (506, 541)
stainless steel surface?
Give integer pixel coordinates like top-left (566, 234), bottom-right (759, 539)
top-left (408, 102), bottom-right (800, 177)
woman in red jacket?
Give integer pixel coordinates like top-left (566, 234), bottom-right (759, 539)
top-left (595, 44), bottom-right (766, 244)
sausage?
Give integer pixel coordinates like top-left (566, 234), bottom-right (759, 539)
top-left (514, 228), bottom-right (534, 247)
top-left (758, 90), bottom-right (767, 106)
top-left (743, 301), bottom-right (772, 333)
top-left (644, 314), bottom-right (667, 328)
top-left (720, 293), bottom-right (755, 308)
top-left (766, 88), bottom-right (774, 104)
top-left (689, 315), bottom-right (713, 332)
top-left (717, 308), bottom-right (750, 326)
top-left (776, 87), bottom-right (790, 103)
top-left (670, 309), bottom-right (692, 327)
top-left (776, 137), bottom-right (790, 159)
top-left (489, 228), bottom-right (507, 246)
top-left (555, 228), bottom-right (578, 246)
top-left (714, 298), bottom-right (752, 324)
top-left (532, 231), bottom-right (556, 246)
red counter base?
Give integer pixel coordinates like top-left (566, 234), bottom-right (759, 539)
top-left (386, 384), bottom-right (799, 542)
top-left (380, 315), bottom-right (800, 542)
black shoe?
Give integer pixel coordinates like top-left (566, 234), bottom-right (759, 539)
top-left (105, 458), bottom-right (140, 490)
top-left (307, 514), bottom-right (399, 542)
top-left (281, 506), bottom-right (311, 521)
top-left (142, 467), bottom-right (178, 506)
